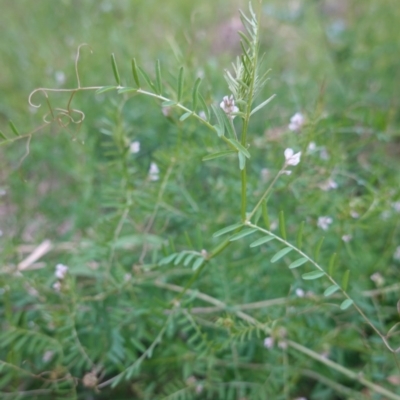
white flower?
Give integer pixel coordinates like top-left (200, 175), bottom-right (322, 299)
top-left (370, 272), bottom-right (384, 286)
top-left (342, 234), bottom-right (352, 242)
top-left (149, 162), bottom-right (160, 181)
top-left (129, 141), bottom-right (140, 154)
top-left (295, 288), bottom-right (305, 298)
top-left (288, 112), bottom-right (305, 131)
top-left (220, 95), bottom-right (239, 119)
top-left (278, 340), bottom-right (288, 350)
top-left (284, 148), bottom-right (301, 166)
top-left (392, 202), bottom-right (400, 213)
top-left (307, 141), bottom-right (316, 152)
top-left (55, 264), bottom-right (68, 280)
top-left (55, 71), bottom-right (66, 85)
top-left (42, 350), bottom-right (54, 363)
top-left (53, 281), bottom-right (62, 292)
top-left (394, 246), bottom-right (400, 261)
top-left (350, 210), bottom-right (359, 219)
top-left (263, 337), bottom-right (274, 349)
top-left (319, 178), bottom-right (338, 191)
top-left (317, 216), bottom-right (333, 231)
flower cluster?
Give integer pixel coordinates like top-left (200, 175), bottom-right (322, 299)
top-left (317, 216), bottom-right (333, 231)
top-left (220, 95), bottom-right (239, 119)
top-left (53, 263), bottom-right (68, 292)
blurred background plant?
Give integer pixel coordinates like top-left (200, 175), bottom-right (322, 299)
top-left (1, 0), bottom-right (400, 399)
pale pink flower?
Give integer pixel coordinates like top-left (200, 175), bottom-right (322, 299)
top-left (342, 234), bottom-right (352, 242)
top-left (317, 216), bottom-right (333, 231)
top-left (263, 337), bottom-right (274, 349)
top-left (220, 95), bottom-right (239, 119)
top-left (55, 264), bottom-right (68, 280)
top-left (288, 112), bottom-right (305, 132)
top-left (295, 288), bottom-right (305, 298)
top-left (284, 148), bottom-right (301, 166)
top-left (149, 162), bottom-right (160, 181)
top-left (53, 281), bottom-right (62, 292)
top-left (129, 141), bottom-right (140, 154)
top-left (319, 178), bottom-right (338, 191)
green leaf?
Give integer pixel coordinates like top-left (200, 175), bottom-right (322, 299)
top-left (228, 139), bottom-right (250, 158)
top-left (177, 66), bottom-right (184, 102)
top-left (159, 253), bottom-right (178, 265)
top-left (9, 121), bottom-right (20, 136)
top-left (238, 151), bottom-right (246, 170)
top-left (0, 130), bottom-right (8, 140)
top-left (95, 86), bottom-right (117, 95)
top-left (289, 257), bottom-right (308, 269)
top-left (302, 271), bottom-right (325, 280)
top-left (328, 253), bottom-right (337, 276)
top-left (174, 252), bottom-right (187, 265)
top-left (250, 94), bottom-right (276, 116)
top-left (342, 269), bottom-right (350, 291)
top-left (296, 221), bottom-right (304, 249)
top-left (131, 58), bottom-right (141, 87)
top-left (249, 236), bottom-right (274, 247)
top-left (229, 228), bottom-right (257, 241)
top-left (192, 257), bottom-right (204, 271)
top-left (138, 66), bottom-right (157, 92)
top-left (262, 201), bottom-right (270, 229)
top-left (223, 113), bottom-right (237, 140)
top-left (111, 53), bottom-right (121, 86)
top-left (314, 237), bottom-right (325, 262)
top-left (155, 59), bottom-right (162, 94)
top-left (192, 77), bottom-right (201, 111)
top-left (271, 247), bottom-right (293, 263)
top-left (340, 299), bottom-right (354, 310)
top-left (198, 94), bottom-right (210, 120)
top-left (179, 112), bottom-right (192, 121)
top-left (238, 30), bottom-right (252, 47)
top-left (117, 87), bottom-right (138, 94)
top-left (279, 210), bottom-right (286, 240)
top-left (202, 150), bottom-right (236, 161)
top-left (213, 124), bottom-right (224, 138)
top-left (211, 104), bottom-right (225, 136)
top-left (324, 285), bottom-right (340, 297)
top-left (213, 223), bottom-right (243, 238)
top-left (183, 253), bottom-right (196, 267)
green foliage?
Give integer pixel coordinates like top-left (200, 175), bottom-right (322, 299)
top-left (1, 0), bottom-right (400, 399)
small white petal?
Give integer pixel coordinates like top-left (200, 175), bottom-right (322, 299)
top-left (129, 141), bottom-right (140, 154)
top-left (284, 148), bottom-right (294, 159)
top-left (263, 337), bottom-right (274, 349)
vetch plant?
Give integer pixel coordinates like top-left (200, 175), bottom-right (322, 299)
top-left (1, 1), bottom-right (400, 399)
